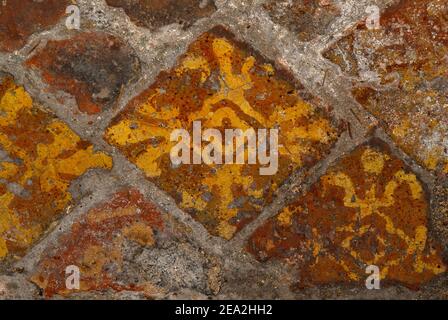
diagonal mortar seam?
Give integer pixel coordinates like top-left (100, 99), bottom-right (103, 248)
top-left (309, 0), bottom-right (398, 53)
top-left (5, 0), bottom-right (436, 272)
top-left (371, 128), bottom-right (448, 282)
top-left (8, 150), bottom-right (229, 292)
top-left (3, 0), bottom-right (358, 142)
top-left (216, 6), bottom-right (376, 139)
top-left (1, 22), bottom-right (268, 259)
top-left (90, 9), bottom-right (373, 261)
top-left (12, 173), bottom-right (123, 275)
top-left (227, 126), bottom-right (448, 297)
top-left (11, 151), bottom-right (226, 279)
top-left (102, 149), bottom-right (229, 257)
top-left (247, 0), bottom-right (393, 54)
top-left (201, 2), bottom-right (428, 257)
top-left (0, 69), bottom-right (227, 271)
top-left (241, 0), bottom-right (398, 136)
top-left (225, 131), bottom-right (368, 252)
top-left (79, 1), bottom-right (382, 255)
top-left (8, 0), bottom-right (262, 140)
top-left (130, 0), bottom-right (444, 300)
top-left (108, 150), bottom-right (228, 256)
top-left (217, 15), bottom-right (444, 268)
top-left (76, 0), bottom-right (249, 69)
top-left (0, 0), bottom-right (249, 269)
top-left (0, 0), bottom-right (242, 108)
top-left (1, 0), bottom-right (446, 302)
top-left (201, 4), bottom-right (379, 252)
top-left (28, 131), bottom-right (227, 262)
top-left (0, 17), bottom-right (77, 68)
top-left (372, 128), bottom-right (448, 250)
top-left (373, 128), bottom-right (437, 188)
top-left (214, 3), bottom-right (377, 134)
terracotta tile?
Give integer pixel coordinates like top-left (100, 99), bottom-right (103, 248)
top-left (26, 32), bottom-right (141, 114)
top-left (324, 0), bottom-right (448, 174)
top-left (0, 76), bottom-right (112, 260)
top-left (248, 139), bottom-right (446, 289)
top-left (104, 27), bottom-right (341, 240)
top-left (105, 0), bottom-right (216, 30)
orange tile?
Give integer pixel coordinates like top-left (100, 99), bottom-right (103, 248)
top-left (0, 76), bottom-right (112, 259)
top-left (105, 27), bottom-right (340, 239)
top-left (248, 139), bottom-right (446, 289)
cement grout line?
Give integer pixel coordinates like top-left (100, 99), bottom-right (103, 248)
top-left (14, 172), bottom-right (122, 274)
top-left (227, 130), bottom-right (368, 251)
top-left (1, 0), bottom-right (446, 299)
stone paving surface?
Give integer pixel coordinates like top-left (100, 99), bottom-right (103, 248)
top-left (263, 0), bottom-right (342, 42)
top-left (105, 0), bottom-right (217, 31)
top-left (0, 0), bottom-right (70, 53)
top-left (32, 189), bottom-right (219, 299)
top-left (0, 0), bottom-right (446, 299)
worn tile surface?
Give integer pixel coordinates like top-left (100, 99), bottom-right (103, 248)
top-left (32, 189), bottom-right (219, 298)
top-left (26, 32), bottom-right (141, 115)
top-left (324, 0), bottom-right (448, 174)
top-left (263, 0), bottom-right (341, 42)
top-left (0, 0), bottom-right (70, 52)
top-left (0, 76), bottom-right (112, 260)
top-left (0, 0), bottom-right (446, 300)
top-left (105, 27), bottom-right (340, 240)
top-left (105, 0), bottom-right (217, 30)
top-left (248, 140), bottom-right (446, 289)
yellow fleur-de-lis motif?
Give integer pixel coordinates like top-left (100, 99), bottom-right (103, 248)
top-left (174, 36), bottom-right (336, 163)
top-left (322, 148), bottom-right (445, 280)
top-left (105, 30), bottom-right (339, 239)
top-left (183, 38), bottom-right (266, 126)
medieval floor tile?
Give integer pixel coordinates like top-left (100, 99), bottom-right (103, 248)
top-left (105, 0), bottom-right (217, 31)
top-left (31, 189), bottom-right (219, 298)
top-left (263, 0), bottom-right (341, 42)
top-left (247, 139), bottom-right (446, 290)
top-left (104, 26), bottom-right (341, 240)
top-left (0, 0), bottom-right (70, 52)
top-left (26, 32), bottom-right (141, 115)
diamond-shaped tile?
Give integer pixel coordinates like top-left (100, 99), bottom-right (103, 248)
top-left (31, 189), bottom-right (217, 298)
top-left (105, 0), bottom-right (217, 31)
top-left (26, 32), bottom-right (141, 115)
top-left (105, 27), bottom-right (340, 240)
top-left (32, 189), bottom-right (164, 297)
top-left (248, 139), bottom-right (446, 289)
